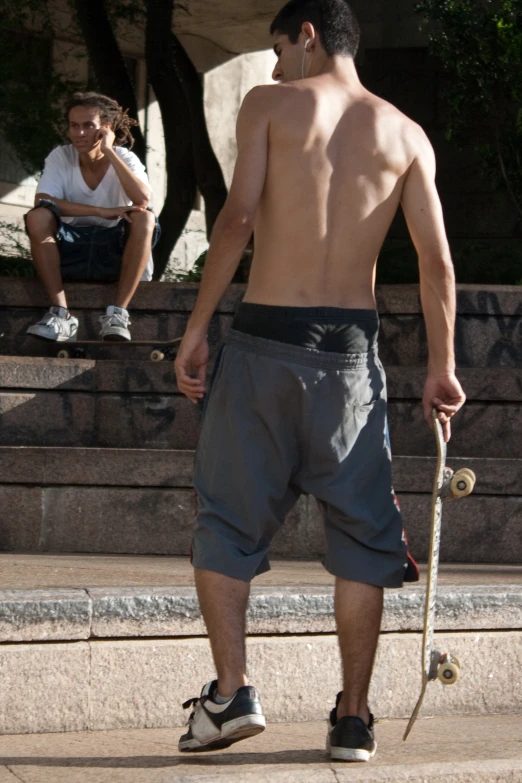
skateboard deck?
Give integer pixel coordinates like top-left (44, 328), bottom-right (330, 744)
top-left (403, 409), bottom-right (476, 741)
top-left (55, 338), bottom-right (182, 362)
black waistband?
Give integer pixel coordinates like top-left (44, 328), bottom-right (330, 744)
top-left (232, 303), bottom-right (379, 354)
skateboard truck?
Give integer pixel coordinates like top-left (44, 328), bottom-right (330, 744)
top-left (428, 650), bottom-right (461, 685)
top-left (403, 409), bottom-right (476, 741)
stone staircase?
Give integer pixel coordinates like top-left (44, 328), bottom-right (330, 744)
top-left (0, 278), bottom-right (521, 780)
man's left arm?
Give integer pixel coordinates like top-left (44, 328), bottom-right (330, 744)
top-left (99, 128), bottom-right (151, 207)
top-left (175, 86), bottom-right (271, 402)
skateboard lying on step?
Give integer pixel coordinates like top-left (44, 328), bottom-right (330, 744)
top-left (55, 338), bottom-right (182, 362)
top-left (403, 409), bottom-right (476, 741)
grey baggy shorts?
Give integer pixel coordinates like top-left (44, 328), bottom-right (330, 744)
top-left (192, 328), bottom-right (408, 588)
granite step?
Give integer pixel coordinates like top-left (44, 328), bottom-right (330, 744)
top-left (1, 280), bottom-right (521, 366)
top-left (1, 447), bottom-right (520, 492)
top-left (1, 362), bottom-right (520, 453)
top-left (0, 715), bottom-right (519, 782)
top-left (1, 447), bottom-right (521, 561)
top-left (0, 556), bottom-right (519, 734)
top-left (1, 388), bottom-right (519, 455)
top-left (2, 356), bottom-right (522, 399)
top-left (0, 562), bottom-right (520, 642)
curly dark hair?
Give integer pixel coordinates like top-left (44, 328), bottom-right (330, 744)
top-left (65, 92), bottom-right (138, 148)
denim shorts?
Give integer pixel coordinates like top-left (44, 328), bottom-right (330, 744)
top-left (25, 199), bottom-right (160, 282)
top-left (192, 320), bottom-right (408, 588)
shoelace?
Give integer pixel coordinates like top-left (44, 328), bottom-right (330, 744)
top-left (100, 313), bottom-right (131, 327)
top-left (40, 313), bottom-right (67, 333)
top-left (182, 696), bottom-right (200, 724)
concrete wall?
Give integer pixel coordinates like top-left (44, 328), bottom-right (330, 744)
top-left (165, 50), bottom-right (275, 279)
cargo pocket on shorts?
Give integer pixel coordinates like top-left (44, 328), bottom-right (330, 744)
top-left (341, 363), bottom-right (385, 410)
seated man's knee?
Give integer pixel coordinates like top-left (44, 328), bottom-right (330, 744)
top-left (127, 209), bottom-right (155, 233)
top-left (25, 207), bottom-right (58, 238)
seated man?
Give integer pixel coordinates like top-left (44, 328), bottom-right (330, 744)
top-left (25, 91), bottom-right (159, 342)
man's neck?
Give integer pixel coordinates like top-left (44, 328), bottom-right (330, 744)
top-left (310, 55), bottom-right (361, 88)
top-left (79, 148), bottom-right (106, 167)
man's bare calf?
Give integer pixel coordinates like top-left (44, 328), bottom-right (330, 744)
top-left (195, 568), bottom-right (250, 699)
top-left (335, 578), bottom-right (383, 724)
top-left (115, 208), bottom-right (156, 310)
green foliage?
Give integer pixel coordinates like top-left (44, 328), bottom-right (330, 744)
top-left (0, 1), bottom-right (82, 175)
top-left (105, 0), bottom-right (190, 31)
top-left (171, 249), bottom-right (208, 282)
top-left (0, 219), bottom-right (36, 277)
top-left (0, 257), bottom-right (36, 278)
top-left (377, 237), bottom-right (522, 285)
top-left (415, 0), bottom-right (522, 219)
top-left (172, 248), bottom-right (252, 283)
top-left (0, 220), bottom-right (31, 260)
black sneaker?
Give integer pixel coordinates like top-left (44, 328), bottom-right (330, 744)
top-left (178, 680), bottom-right (266, 752)
top-left (327, 692), bottom-right (377, 762)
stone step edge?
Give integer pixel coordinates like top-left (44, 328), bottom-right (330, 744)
top-left (1, 448), bottom-right (520, 495)
top-left (137, 757), bottom-right (522, 783)
top-left (0, 583), bottom-right (520, 643)
top-left (2, 279), bottom-right (521, 314)
top-left (2, 358), bottom-right (522, 402)
top-left (155, 759), bottom-right (521, 783)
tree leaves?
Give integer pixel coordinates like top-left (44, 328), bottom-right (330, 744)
top-left (416, 0), bottom-right (522, 219)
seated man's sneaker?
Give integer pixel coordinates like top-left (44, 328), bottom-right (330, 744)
top-left (178, 680), bottom-right (266, 752)
top-left (99, 305), bottom-right (131, 341)
top-left (327, 692), bottom-right (376, 762)
top-left (27, 307), bottom-right (78, 342)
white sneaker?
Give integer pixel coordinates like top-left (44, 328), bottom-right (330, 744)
top-left (27, 307), bottom-right (78, 342)
top-left (99, 305), bottom-right (131, 341)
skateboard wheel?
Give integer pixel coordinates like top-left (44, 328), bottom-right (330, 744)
top-left (150, 349), bottom-right (165, 362)
top-left (450, 468), bottom-right (476, 497)
top-left (437, 654), bottom-right (460, 685)
top-left (57, 349), bottom-right (71, 359)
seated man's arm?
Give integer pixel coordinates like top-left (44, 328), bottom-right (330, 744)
top-left (99, 129), bottom-right (151, 207)
top-left (35, 193), bottom-right (144, 221)
top-left (400, 125), bottom-right (465, 440)
top-left (34, 148), bottom-right (144, 220)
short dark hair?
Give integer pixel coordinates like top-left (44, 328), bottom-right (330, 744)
top-left (270, 0), bottom-right (360, 58)
top-left (65, 92), bottom-right (138, 148)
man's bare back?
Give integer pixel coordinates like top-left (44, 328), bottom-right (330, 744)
top-left (246, 76), bottom-right (424, 309)
top-left (176, 8), bottom-right (464, 441)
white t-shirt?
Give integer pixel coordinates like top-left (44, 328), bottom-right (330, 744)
top-left (37, 144), bottom-right (154, 280)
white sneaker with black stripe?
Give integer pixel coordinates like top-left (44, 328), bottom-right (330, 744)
top-left (27, 306), bottom-right (78, 342)
top-left (98, 305), bottom-right (131, 341)
top-left (178, 680), bottom-right (266, 752)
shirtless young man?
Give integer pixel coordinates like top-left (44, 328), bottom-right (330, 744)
top-left (175, 0), bottom-right (466, 762)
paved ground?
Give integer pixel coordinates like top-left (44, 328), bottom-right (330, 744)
top-left (0, 715), bottom-right (519, 782)
top-left (0, 554), bottom-right (520, 590)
